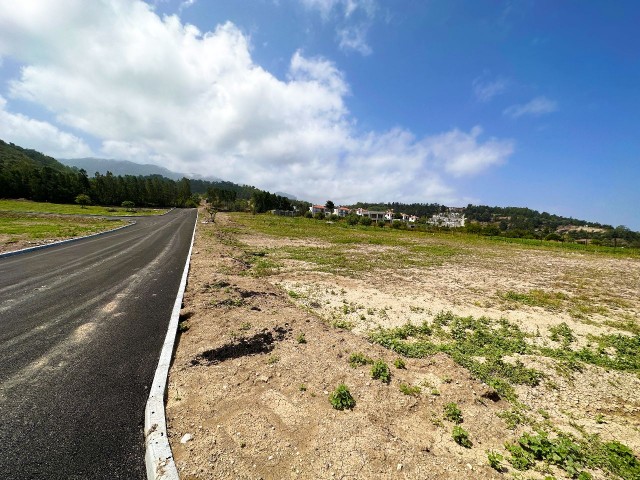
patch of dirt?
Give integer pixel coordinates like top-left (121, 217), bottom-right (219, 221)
top-left (168, 213), bottom-right (509, 479)
top-left (0, 234), bottom-right (63, 254)
top-left (167, 211), bottom-right (640, 479)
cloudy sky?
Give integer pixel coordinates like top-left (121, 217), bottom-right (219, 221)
top-left (0, 1), bottom-right (638, 228)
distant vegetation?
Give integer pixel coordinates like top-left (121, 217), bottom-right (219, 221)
top-left (0, 139), bottom-right (195, 207)
top-left (352, 201), bottom-right (639, 248)
top-left (464, 204), bottom-right (639, 247)
top-left (2, 138), bottom-right (636, 245)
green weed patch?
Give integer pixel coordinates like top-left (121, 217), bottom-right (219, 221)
top-left (370, 311), bottom-right (640, 402)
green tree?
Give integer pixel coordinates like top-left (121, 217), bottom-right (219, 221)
top-left (345, 214), bottom-right (359, 225)
top-left (75, 193), bottom-right (92, 208)
top-left (325, 200), bottom-right (335, 211)
top-left (359, 216), bottom-right (372, 226)
top-left (121, 200), bottom-right (135, 211)
top-left (176, 177), bottom-right (192, 207)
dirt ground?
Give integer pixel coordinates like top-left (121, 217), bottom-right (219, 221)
top-left (166, 211), bottom-right (640, 480)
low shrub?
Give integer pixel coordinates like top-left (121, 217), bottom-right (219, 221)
top-left (444, 402), bottom-right (463, 424)
top-left (329, 384), bottom-right (355, 410)
top-left (371, 360), bottom-right (391, 383)
top-left (452, 426), bottom-right (472, 448)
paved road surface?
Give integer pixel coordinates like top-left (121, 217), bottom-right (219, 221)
top-left (0, 208), bottom-right (197, 479)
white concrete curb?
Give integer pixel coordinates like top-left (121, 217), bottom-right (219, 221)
top-left (145, 211), bottom-right (197, 480)
top-left (0, 221), bottom-right (135, 259)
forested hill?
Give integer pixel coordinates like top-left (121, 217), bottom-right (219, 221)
top-left (0, 139), bottom-right (307, 212)
top-left (0, 139), bottom-right (196, 207)
top-left (0, 139), bottom-right (71, 172)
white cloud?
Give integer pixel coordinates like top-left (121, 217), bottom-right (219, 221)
top-left (179, 0), bottom-right (197, 11)
top-left (301, 0), bottom-right (374, 19)
top-left (424, 126), bottom-right (514, 177)
top-left (0, 96), bottom-right (93, 158)
top-left (472, 74), bottom-right (509, 102)
top-left (337, 25), bottom-right (372, 55)
top-left (300, 0), bottom-right (341, 18)
top-left (0, 0), bottom-right (513, 205)
top-left (301, 0), bottom-right (375, 55)
top-left (504, 96), bottom-right (558, 118)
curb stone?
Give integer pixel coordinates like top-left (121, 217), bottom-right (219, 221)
top-left (145, 211), bottom-right (197, 480)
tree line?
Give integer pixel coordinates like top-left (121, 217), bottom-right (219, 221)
top-left (0, 139), bottom-right (308, 212)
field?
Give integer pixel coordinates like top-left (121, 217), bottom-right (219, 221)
top-left (0, 199), bottom-right (168, 216)
top-left (0, 199), bottom-right (167, 253)
top-left (167, 211), bottom-right (640, 480)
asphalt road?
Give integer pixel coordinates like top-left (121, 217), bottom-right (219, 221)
top-left (0, 208), bottom-right (197, 480)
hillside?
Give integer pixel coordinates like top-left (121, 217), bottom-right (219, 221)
top-left (0, 139), bottom-right (72, 172)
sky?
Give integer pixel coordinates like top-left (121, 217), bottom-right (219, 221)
top-left (0, 1), bottom-right (638, 229)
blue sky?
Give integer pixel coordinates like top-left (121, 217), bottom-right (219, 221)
top-left (0, 1), bottom-right (638, 229)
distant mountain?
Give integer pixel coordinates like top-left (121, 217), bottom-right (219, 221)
top-left (275, 191), bottom-right (297, 200)
top-left (59, 157), bottom-right (220, 181)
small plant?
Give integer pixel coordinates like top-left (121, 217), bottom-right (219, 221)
top-left (332, 319), bottom-right (354, 330)
top-left (349, 352), bottom-right (373, 368)
top-left (442, 376), bottom-right (453, 384)
top-left (431, 389), bottom-right (440, 396)
top-left (506, 444), bottom-right (534, 470)
top-left (538, 408), bottom-right (550, 419)
top-left (218, 298), bottom-right (246, 307)
top-left (444, 402), bottom-right (463, 424)
top-left (549, 322), bottom-right (575, 345)
top-left (299, 384), bottom-right (307, 391)
top-left (497, 408), bottom-right (527, 429)
top-left (288, 290), bottom-right (301, 298)
top-left (394, 358), bottom-right (406, 369)
top-left (329, 384), bottom-right (355, 410)
top-left (452, 426), bottom-right (472, 448)
top-left (399, 383), bottom-right (421, 396)
top-left (371, 360), bottom-right (391, 384)
top-left (239, 322), bottom-right (251, 331)
top-left (267, 355), bottom-right (280, 364)
top-left (429, 413), bottom-right (444, 427)
top-left (487, 450), bottom-right (504, 471)
top-left (595, 413), bottom-right (605, 424)
top-left (296, 332), bottom-right (307, 344)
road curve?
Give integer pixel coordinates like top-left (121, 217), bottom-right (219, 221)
top-left (0, 208), bottom-right (197, 479)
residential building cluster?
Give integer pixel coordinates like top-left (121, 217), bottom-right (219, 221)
top-left (307, 204), bottom-right (466, 228)
top-left (427, 211), bottom-right (466, 228)
top-left (309, 205), bottom-right (418, 223)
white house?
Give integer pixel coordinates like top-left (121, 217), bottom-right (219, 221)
top-left (334, 206), bottom-right (351, 217)
top-left (310, 205), bottom-right (327, 215)
top-left (384, 209), bottom-right (395, 221)
top-left (355, 208), bottom-right (384, 221)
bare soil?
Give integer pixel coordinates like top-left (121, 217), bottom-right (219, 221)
top-left (166, 211), bottom-right (640, 480)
